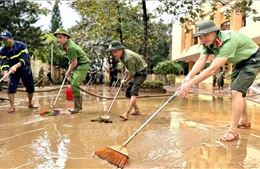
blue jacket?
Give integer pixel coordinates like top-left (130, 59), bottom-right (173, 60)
top-left (0, 41), bottom-right (30, 71)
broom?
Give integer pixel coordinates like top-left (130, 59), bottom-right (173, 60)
top-left (40, 77), bottom-right (67, 116)
top-left (91, 75), bottom-right (126, 122)
top-left (94, 91), bottom-right (179, 168)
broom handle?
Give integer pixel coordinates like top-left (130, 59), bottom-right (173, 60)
top-left (122, 91), bottom-right (179, 146)
top-left (0, 72), bottom-right (11, 82)
top-left (112, 76), bottom-right (120, 88)
top-left (104, 75), bottom-right (127, 116)
top-left (34, 76), bottom-right (45, 86)
top-left (86, 76), bottom-right (92, 86)
top-left (52, 77), bottom-right (67, 107)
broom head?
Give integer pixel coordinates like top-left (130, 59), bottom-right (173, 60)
top-left (100, 115), bottom-right (110, 120)
top-left (95, 145), bottom-right (129, 168)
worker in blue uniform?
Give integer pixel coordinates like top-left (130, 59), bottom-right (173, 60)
top-left (0, 30), bottom-right (38, 113)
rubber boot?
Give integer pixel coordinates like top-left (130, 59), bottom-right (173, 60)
top-left (79, 96), bottom-right (82, 110)
top-left (69, 97), bottom-right (81, 114)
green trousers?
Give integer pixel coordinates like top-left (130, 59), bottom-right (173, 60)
top-left (71, 64), bottom-right (89, 97)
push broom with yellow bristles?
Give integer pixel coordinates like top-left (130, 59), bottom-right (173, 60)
top-left (94, 91), bottom-right (179, 168)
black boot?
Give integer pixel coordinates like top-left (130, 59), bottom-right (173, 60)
top-left (79, 96), bottom-right (82, 110)
top-left (69, 97), bottom-right (81, 114)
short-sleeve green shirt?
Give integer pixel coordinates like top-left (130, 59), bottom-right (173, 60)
top-left (120, 49), bottom-right (147, 76)
top-left (201, 31), bottom-right (258, 64)
top-left (65, 39), bottom-right (89, 64)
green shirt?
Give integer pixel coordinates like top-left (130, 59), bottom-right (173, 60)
top-left (120, 49), bottom-right (147, 76)
top-left (201, 31), bottom-right (258, 64)
top-left (65, 39), bottom-right (89, 64)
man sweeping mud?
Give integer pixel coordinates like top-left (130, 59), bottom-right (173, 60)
top-left (178, 20), bottom-right (260, 142)
top-left (0, 30), bottom-right (38, 113)
top-left (107, 40), bottom-right (147, 120)
top-left (54, 28), bottom-right (89, 114)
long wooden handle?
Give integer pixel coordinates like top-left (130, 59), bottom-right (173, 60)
top-left (0, 72), bottom-right (11, 82)
top-left (122, 91), bottom-right (179, 147)
top-left (52, 77), bottom-right (67, 107)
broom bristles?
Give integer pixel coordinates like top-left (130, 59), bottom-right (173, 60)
top-left (95, 147), bottom-right (128, 168)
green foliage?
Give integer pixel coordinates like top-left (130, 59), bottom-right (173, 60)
top-left (177, 61), bottom-right (189, 75)
top-left (153, 60), bottom-right (183, 75)
top-left (148, 20), bottom-right (172, 71)
top-left (0, 0), bottom-right (48, 52)
top-left (49, 0), bottom-right (63, 33)
top-left (34, 33), bottom-right (68, 69)
top-left (141, 80), bottom-right (164, 89)
top-left (158, 0), bottom-right (260, 33)
top-left (69, 0), bottom-right (170, 71)
top-left (167, 74), bottom-right (176, 85)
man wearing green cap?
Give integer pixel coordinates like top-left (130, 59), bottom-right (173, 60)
top-left (107, 40), bottom-right (147, 120)
top-left (178, 20), bottom-right (260, 142)
top-left (54, 28), bottom-right (89, 114)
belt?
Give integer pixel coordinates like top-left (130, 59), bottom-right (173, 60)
top-left (135, 68), bottom-right (147, 76)
top-left (78, 62), bottom-right (88, 65)
top-left (76, 62), bottom-right (88, 67)
top-left (235, 48), bottom-right (260, 69)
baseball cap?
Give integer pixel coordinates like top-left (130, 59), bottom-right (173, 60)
top-left (0, 31), bottom-right (13, 39)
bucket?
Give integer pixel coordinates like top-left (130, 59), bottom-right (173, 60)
top-left (66, 86), bottom-right (74, 101)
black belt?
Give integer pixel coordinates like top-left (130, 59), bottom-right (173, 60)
top-left (135, 68), bottom-right (147, 76)
top-left (77, 62), bottom-right (88, 67)
top-left (235, 48), bottom-right (260, 69)
top-left (246, 48), bottom-right (259, 61)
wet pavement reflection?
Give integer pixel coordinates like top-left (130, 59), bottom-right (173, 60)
top-left (1, 86), bottom-right (260, 168)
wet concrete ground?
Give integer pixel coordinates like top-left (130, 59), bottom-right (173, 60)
top-left (1, 85), bottom-right (260, 169)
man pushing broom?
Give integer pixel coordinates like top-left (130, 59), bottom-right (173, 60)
top-left (107, 40), bottom-right (147, 120)
top-left (54, 28), bottom-right (90, 114)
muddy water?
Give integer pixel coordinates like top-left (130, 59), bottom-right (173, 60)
top-left (1, 86), bottom-right (260, 169)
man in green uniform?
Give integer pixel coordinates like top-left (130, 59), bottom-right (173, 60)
top-left (178, 20), bottom-right (260, 141)
top-left (107, 40), bottom-right (147, 120)
top-left (54, 28), bottom-right (89, 114)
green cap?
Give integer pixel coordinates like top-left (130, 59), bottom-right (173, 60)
top-left (54, 28), bottom-right (70, 38)
top-left (193, 20), bottom-right (220, 38)
top-left (107, 40), bottom-right (125, 52)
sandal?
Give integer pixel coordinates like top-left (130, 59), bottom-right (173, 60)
top-left (220, 131), bottom-right (239, 142)
top-left (119, 115), bottom-right (128, 121)
top-left (130, 111), bottom-right (141, 115)
top-left (28, 104), bottom-right (38, 109)
top-left (7, 107), bottom-right (15, 113)
top-left (227, 122), bottom-right (251, 129)
top-left (237, 122), bottom-right (251, 129)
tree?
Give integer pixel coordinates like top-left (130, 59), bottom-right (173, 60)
top-left (69, 0), bottom-right (170, 72)
top-left (0, 0), bottom-right (49, 55)
top-left (49, 0), bottom-right (63, 33)
top-left (142, 0), bottom-right (149, 70)
top-left (153, 60), bottom-right (183, 83)
top-left (157, 0), bottom-right (260, 33)
top-left (70, 0), bottom-right (144, 70)
top-left (148, 20), bottom-right (172, 73)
